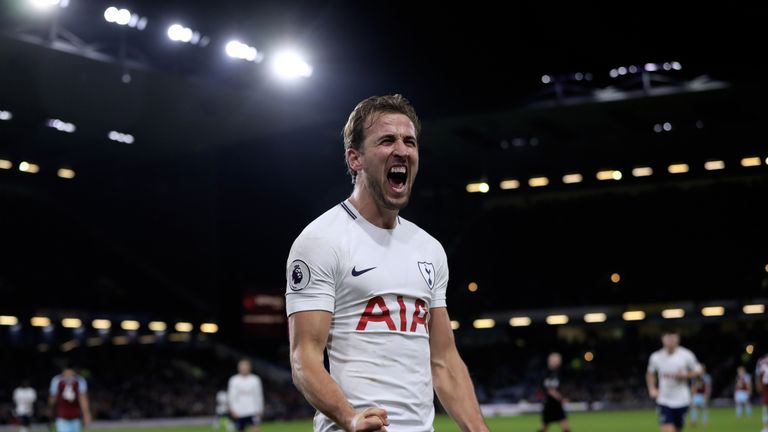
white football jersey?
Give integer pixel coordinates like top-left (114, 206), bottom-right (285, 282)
top-left (13, 386), bottom-right (37, 416)
top-left (647, 346), bottom-right (701, 408)
top-left (227, 374), bottom-right (264, 418)
top-left (286, 200), bottom-right (449, 432)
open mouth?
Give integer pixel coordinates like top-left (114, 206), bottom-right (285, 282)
top-left (387, 165), bottom-right (408, 192)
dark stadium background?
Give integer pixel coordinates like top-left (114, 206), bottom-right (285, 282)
top-left (1, 0), bottom-right (766, 426)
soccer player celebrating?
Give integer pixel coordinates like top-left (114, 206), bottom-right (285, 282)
top-left (539, 352), bottom-right (571, 432)
top-left (286, 94), bottom-right (488, 432)
top-left (48, 365), bottom-right (91, 432)
top-left (646, 330), bottom-right (703, 432)
top-left (228, 359), bottom-right (264, 432)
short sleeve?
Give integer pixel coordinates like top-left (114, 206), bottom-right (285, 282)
top-left (78, 377), bottom-right (87, 393)
top-left (687, 350), bottom-right (702, 372)
top-left (430, 244), bottom-right (449, 309)
top-left (285, 233), bottom-right (338, 316)
top-left (49, 376), bottom-right (59, 395)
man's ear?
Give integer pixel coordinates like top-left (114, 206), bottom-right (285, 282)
top-left (347, 148), bottom-right (363, 175)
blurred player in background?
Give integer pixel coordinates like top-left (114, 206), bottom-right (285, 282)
top-left (228, 359), bottom-right (264, 432)
top-left (689, 364), bottom-right (711, 427)
top-left (214, 389), bottom-right (233, 431)
top-left (48, 365), bottom-right (91, 432)
top-left (13, 380), bottom-right (37, 432)
top-left (734, 366), bottom-right (752, 419)
top-left (757, 353), bottom-right (768, 432)
top-left (646, 329), bottom-right (703, 432)
top-left (539, 352), bottom-right (571, 432)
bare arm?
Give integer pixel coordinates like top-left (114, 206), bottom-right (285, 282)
top-left (429, 308), bottom-right (488, 432)
top-left (289, 311), bottom-right (388, 432)
top-left (78, 392), bottom-right (91, 427)
top-left (646, 371), bottom-right (658, 399)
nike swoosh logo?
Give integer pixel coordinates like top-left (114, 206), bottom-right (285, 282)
top-left (351, 266), bottom-right (376, 277)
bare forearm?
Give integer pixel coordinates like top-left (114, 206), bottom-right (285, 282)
top-left (433, 354), bottom-right (488, 432)
top-left (646, 372), bottom-right (657, 392)
top-left (292, 356), bottom-right (356, 431)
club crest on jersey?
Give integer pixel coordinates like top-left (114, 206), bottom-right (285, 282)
top-left (417, 261), bottom-right (435, 290)
top-left (288, 259), bottom-right (310, 291)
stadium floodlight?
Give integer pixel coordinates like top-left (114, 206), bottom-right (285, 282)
top-left (704, 160), bottom-right (725, 171)
top-left (617, 66), bottom-right (627, 75)
top-left (622, 310), bottom-right (645, 321)
top-left (701, 306), bottom-right (725, 317)
top-left (509, 317), bottom-right (532, 327)
top-left (663, 122), bottom-right (672, 132)
top-left (31, 316), bottom-right (51, 327)
top-left (92, 319), bottom-right (112, 329)
top-left (596, 170), bottom-right (622, 181)
top-left (61, 318), bottom-right (82, 328)
top-left (741, 156), bottom-right (761, 167)
top-left (175, 322), bottom-right (193, 332)
top-left (546, 315), bottom-right (569, 325)
top-left (473, 318), bottom-right (495, 329)
top-left (743, 304), bottom-right (765, 314)
top-left (610, 273), bottom-right (621, 283)
top-left (168, 24), bottom-right (206, 45)
top-left (450, 320), bottom-right (460, 330)
top-left (121, 320), bottom-right (140, 331)
top-left (584, 313), bottom-right (607, 323)
top-left (468, 282), bottom-right (478, 292)
top-left (632, 166), bottom-right (653, 177)
top-left (562, 173), bottom-right (583, 184)
top-left (57, 168), bottom-right (75, 179)
top-left (668, 163), bottom-right (689, 174)
top-left (149, 321), bottom-right (167, 332)
top-left (225, 40), bottom-right (263, 62)
top-left (108, 131), bottom-right (135, 144)
top-left (541, 75), bottom-right (552, 84)
top-left (273, 50), bottom-right (313, 79)
top-left (499, 179), bottom-right (520, 190)
top-left (28, 0), bottom-right (69, 10)
top-left (644, 63), bottom-right (658, 72)
top-left (104, 7), bottom-right (147, 30)
top-left (661, 308), bottom-right (685, 319)
top-left (671, 61), bottom-right (682, 70)
top-left (528, 176), bottom-right (549, 187)
top-left (584, 352), bottom-right (594, 362)
top-left (18, 161), bottom-right (40, 174)
top-left (200, 323), bottom-right (218, 333)
top-left (0, 315), bottom-right (19, 326)
top-left (47, 118), bottom-right (76, 133)
top-left (0, 110), bottom-right (12, 120)
top-left (466, 182), bottom-right (489, 193)
top-left (0, 159), bottom-right (12, 170)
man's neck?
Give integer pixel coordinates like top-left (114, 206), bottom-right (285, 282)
top-left (349, 187), bottom-right (399, 229)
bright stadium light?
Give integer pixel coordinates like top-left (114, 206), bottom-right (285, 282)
top-left (562, 173), bottom-right (583, 184)
top-left (61, 318), bottom-right (82, 328)
top-left (541, 75), bottom-right (552, 84)
top-left (121, 320), bottom-right (140, 331)
top-left (473, 319), bottom-right (495, 329)
top-left (747, 344), bottom-right (755, 354)
top-left (584, 352), bottom-right (594, 362)
top-left (200, 323), bottom-right (219, 334)
top-left (528, 176), bottom-right (549, 187)
top-left (0, 110), bottom-right (12, 120)
top-left (466, 182), bottom-right (489, 193)
top-left (175, 322), bottom-right (193, 332)
top-left (546, 315), bottom-right (569, 325)
top-left (645, 63), bottom-right (658, 72)
top-left (0, 159), bottom-right (12, 170)
top-left (108, 131), bottom-right (134, 144)
top-left (104, 7), bottom-right (147, 30)
top-left (596, 170), bottom-right (622, 181)
top-left (148, 321), bottom-right (167, 332)
top-left (661, 308), bottom-right (685, 319)
top-left (499, 179), bottom-right (520, 190)
top-left (468, 282), bottom-right (478, 292)
top-left (509, 317), bottom-right (531, 327)
top-left (225, 40), bottom-right (262, 62)
top-left (743, 304), bottom-right (765, 315)
top-left (632, 166), bottom-right (653, 177)
top-left (584, 313), bottom-right (607, 323)
top-left (668, 163), bottom-right (689, 174)
top-left (741, 156), bottom-right (761, 167)
top-left (47, 118), bottom-right (76, 133)
top-left (450, 320), bottom-right (460, 330)
top-left (31, 316), bottom-right (51, 327)
top-left (622, 310), bottom-right (646, 321)
top-left (610, 273), bottom-right (621, 283)
top-left (704, 160), bottom-right (725, 171)
top-left (0, 315), bottom-right (19, 326)
top-left (92, 319), bottom-right (111, 329)
top-left (18, 161), bottom-right (40, 174)
top-left (701, 306), bottom-right (725, 317)
top-left (168, 24), bottom-right (206, 45)
top-left (57, 168), bottom-right (75, 179)
top-left (273, 50), bottom-right (313, 79)
top-left (28, 0), bottom-right (69, 10)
